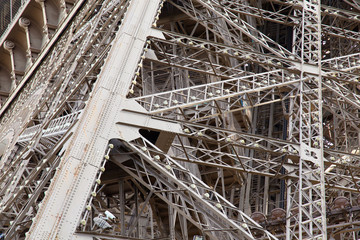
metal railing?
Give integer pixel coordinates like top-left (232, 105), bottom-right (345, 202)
top-left (18, 111), bottom-right (82, 143)
top-left (0, 0), bottom-right (30, 39)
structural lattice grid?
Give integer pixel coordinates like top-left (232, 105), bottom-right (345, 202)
top-left (0, 0), bottom-right (359, 239)
top-left (0, 0), bottom-right (27, 37)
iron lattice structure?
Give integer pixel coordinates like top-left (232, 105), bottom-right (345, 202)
top-left (0, 0), bottom-right (359, 239)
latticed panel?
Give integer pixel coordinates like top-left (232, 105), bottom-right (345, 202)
top-left (0, 0), bottom-right (27, 37)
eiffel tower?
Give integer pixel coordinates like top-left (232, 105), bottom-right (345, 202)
top-left (0, 0), bottom-right (359, 239)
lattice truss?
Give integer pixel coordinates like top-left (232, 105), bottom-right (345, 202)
top-left (0, 0), bottom-right (360, 239)
top-left (0, 0), bottom-right (129, 238)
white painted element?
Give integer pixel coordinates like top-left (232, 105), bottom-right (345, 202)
top-left (116, 100), bottom-right (182, 141)
top-left (145, 49), bottom-right (158, 60)
top-left (18, 111), bottom-right (82, 143)
top-left (149, 28), bottom-right (166, 39)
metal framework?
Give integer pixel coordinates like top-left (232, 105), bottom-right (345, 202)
top-left (0, 0), bottom-right (359, 239)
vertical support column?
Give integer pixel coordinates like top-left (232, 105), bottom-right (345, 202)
top-left (35, 0), bottom-right (50, 42)
top-left (59, 0), bottom-right (68, 17)
top-left (264, 100), bottom-right (274, 214)
top-left (119, 179), bottom-right (125, 235)
top-left (287, 0), bottom-right (326, 239)
top-left (134, 185), bottom-right (139, 238)
top-left (179, 215), bottom-right (188, 240)
top-left (168, 192), bottom-right (175, 240)
top-left (286, 178), bottom-right (293, 240)
top-left (18, 17), bottom-right (32, 66)
top-left (244, 107), bottom-right (258, 215)
top-left (3, 40), bottom-right (17, 89)
top-left (150, 207), bottom-right (154, 238)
